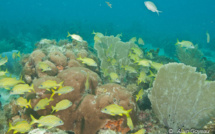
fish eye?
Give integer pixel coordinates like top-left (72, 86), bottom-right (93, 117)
top-left (104, 108), bottom-right (107, 111)
top-left (59, 121), bottom-right (62, 123)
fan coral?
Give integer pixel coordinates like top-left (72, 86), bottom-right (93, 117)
top-left (94, 35), bottom-right (141, 83)
top-left (176, 46), bottom-right (205, 68)
top-left (148, 63), bottom-right (215, 133)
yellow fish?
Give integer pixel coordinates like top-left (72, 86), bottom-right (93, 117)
top-left (206, 31), bottom-right (210, 43)
top-left (101, 104), bottom-right (132, 116)
top-left (129, 37), bottom-right (137, 43)
top-left (16, 97), bottom-right (32, 108)
top-left (51, 99), bottom-right (72, 113)
top-left (92, 30), bottom-right (104, 37)
top-left (0, 69), bottom-right (8, 76)
top-left (12, 51), bottom-right (21, 59)
top-left (30, 114), bottom-right (64, 129)
top-left (110, 72), bottom-right (120, 83)
top-left (0, 56), bottom-right (8, 66)
top-left (129, 52), bottom-right (140, 62)
top-left (126, 115), bottom-right (134, 130)
top-left (121, 65), bottom-right (137, 73)
top-left (38, 62), bottom-right (52, 72)
top-left (67, 32), bottom-right (83, 42)
top-left (77, 57), bottom-right (97, 67)
top-left (138, 59), bottom-right (152, 67)
top-left (39, 80), bottom-right (63, 90)
top-left (175, 39), bottom-right (195, 49)
top-left (131, 47), bottom-right (143, 57)
top-left (136, 89), bottom-right (144, 102)
top-left (137, 71), bottom-right (147, 85)
top-left (10, 84), bottom-right (34, 95)
top-left (52, 86), bottom-right (74, 95)
top-left (34, 95), bottom-right (54, 111)
top-left (105, 1), bottom-right (112, 8)
top-left (138, 38), bottom-right (144, 45)
top-left (132, 128), bottom-right (146, 134)
top-left (7, 120), bottom-right (31, 133)
top-left (0, 77), bottom-right (25, 90)
top-left (151, 62), bottom-right (163, 71)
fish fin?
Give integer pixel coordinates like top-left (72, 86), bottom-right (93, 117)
top-left (7, 122), bottom-right (13, 133)
top-left (119, 113), bottom-right (123, 116)
top-left (26, 105), bottom-right (28, 108)
top-left (30, 115), bottom-right (37, 125)
top-left (58, 93), bottom-right (61, 95)
top-left (17, 51), bottom-right (21, 57)
top-left (175, 39), bottom-right (180, 45)
top-left (28, 99), bottom-right (32, 108)
top-left (59, 81), bottom-right (64, 87)
top-left (125, 109), bottom-right (132, 117)
top-left (31, 84), bottom-right (35, 92)
top-left (67, 32), bottom-right (71, 37)
top-left (51, 106), bottom-right (55, 114)
top-left (156, 10), bottom-right (162, 16)
top-left (14, 130), bottom-right (18, 134)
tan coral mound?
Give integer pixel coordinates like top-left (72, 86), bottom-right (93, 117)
top-left (48, 51), bottom-right (67, 67)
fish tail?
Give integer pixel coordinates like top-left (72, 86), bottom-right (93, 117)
top-left (17, 51), bottom-right (21, 57)
top-left (156, 10), bottom-right (162, 16)
top-left (125, 109), bottom-right (132, 117)
top-left (30, 114), bottom-right (37, 125)
top-left (7, 122), bottom-right (13, 133)
top-left (50, 93), bottom-right (55, 101)
top-left (59, 81), bottom-right (64, 88)
top-left (67, 32), bottom-right (71, 37)
top-left (175, 39), bottom-right (180, 45)
top-left (92, 30), bottom-right (96, 35)
top-left (77, 56), bottom-right (82, 61)
top-left (51, 106), bottom-right (55, 114)
top-left (28, 99), bottom-right (32, 108)
top-left (31, 84), bottom-right (35, 92)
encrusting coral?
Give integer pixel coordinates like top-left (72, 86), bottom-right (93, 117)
top-left (148, 63), bottom-right (215, 133)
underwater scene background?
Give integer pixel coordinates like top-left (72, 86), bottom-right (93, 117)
top-left (0, 0), bottom-right (215, 134)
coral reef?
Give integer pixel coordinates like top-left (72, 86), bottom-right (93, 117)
top-left (176, 46), bottom-right (205, 69)
top-left (148, 63), bottom-right (215, 133)
top-left (94, 34), bottom-right (141, 84)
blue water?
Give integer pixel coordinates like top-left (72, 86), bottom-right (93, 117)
top-left (0, 0), bottom-right (214, 55)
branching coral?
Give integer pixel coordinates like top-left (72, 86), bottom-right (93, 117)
top-left (176, 46), bottom-right (205, 68)
top-left (148, 63), bottom-right (215, 133)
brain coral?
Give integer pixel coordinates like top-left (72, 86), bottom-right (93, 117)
top-left (148, 63), bottom-right (215, 133)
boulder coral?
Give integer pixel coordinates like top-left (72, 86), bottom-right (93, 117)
top-left (48, 51), bottom-right (67, 67)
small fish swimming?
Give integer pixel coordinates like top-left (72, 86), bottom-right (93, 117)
top-left (110, 72), bottom-right (120, 83)
top-left (7, 120), bottom-right (31, 134)
top-left (175, 39), bottom-right (195, 49)
top-left (105, 1), bottom-right (112, 8)
top-left (51, 99), bottom-right (72, 113)
top-left (39, 39), bottom-right (54, 45)
top-left (16, 97), bottom-right (32, 108)
top-left (138, 59), bottom-right (152, 67)
top-left (0, 56), bottom-right (8, 66)
top-left (10, 84), bottom-right (34, 95)
top-left (30, 114), bottom-right (64, 129)
top-left (129, 52), bottom-right (140, 62)
top-left (121, 65), bottom-right (137, 73)
top-left (67, 32), bottom-right (83, 42)
top-left (136, 89), bottom-right (144, 102)
top-left (12, 51), bottom-right (21, 59)
top-left (206, 31), bottom-right (210, 43)
top-left (137, 71), bottom-right (147, 85)
top-left (131, 47), bottom-right (143, 57)
top-left (38, 62), bottom-right (52, 72)
top-left (77, 57), bottom-right (97, 67)
top-left (52, 86), bottom-right (74, 95)
top-left (151, 62), bottom-right (163, 71)
top-left (126, 115), bottom-right (134, 130)
top-left (0, 77), bottom-right (25, 90)
top-left (39, 80), bottom-right (64, 90)
top-left (132, 128), bottom-right (146, 134)
top-left (138, 38), bottom-right (144, 45)
top-left (34, 95), bottom-right (54, 111)
top-left (144, 1), bottom-right (162, 15)
top-left (101, 104), bottom-right (132, 116)
top-left (0, 69), bottom-right (8, 77)
top-left (129, 37), bottom-right (137, 43)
